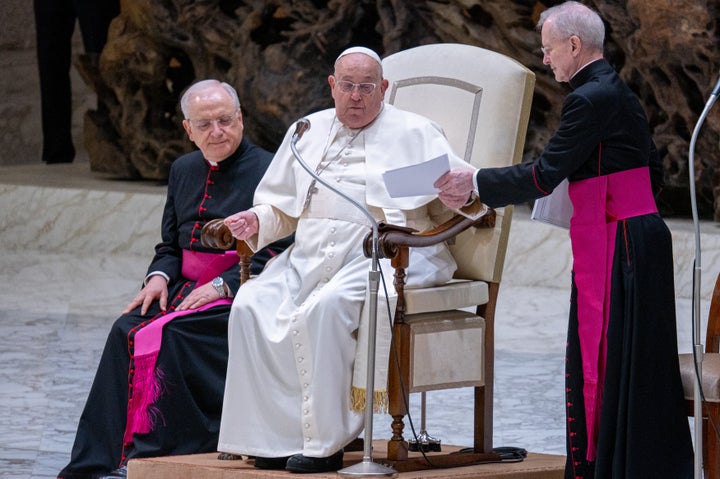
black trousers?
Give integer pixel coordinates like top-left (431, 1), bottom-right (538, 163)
top-left (33, 0), bottom-right (119, 163)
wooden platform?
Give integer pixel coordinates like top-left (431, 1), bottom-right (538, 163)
top-left (128, 442), bottom-right (565, 479)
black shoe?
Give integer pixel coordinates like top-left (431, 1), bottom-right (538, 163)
top-left (57, 468), bottom-right (109, 479)
top-left (101, 465), bottom-right (127, 479)
top-left (57, 472), bottom-right (105, 479)
top-left (285, 450), bottom-right (344, 473)
top-left (43, 143), bottom-right (75, 164)
top-left (254, 456), bottom-right (291, 470)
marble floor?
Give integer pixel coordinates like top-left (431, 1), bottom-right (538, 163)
top-left (0, 161), bottom-right (715, 479)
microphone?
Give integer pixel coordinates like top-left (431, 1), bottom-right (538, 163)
top-left (292, 118), bottom-right (311, 141)
top-left (287, 115), bottom-right (390, 476)
top-left (712, 74), bottom-right (720, 97)
top-left (287, 114), bottom-right (384, 261)
top-left (287, 116), bottom-right (397, 475)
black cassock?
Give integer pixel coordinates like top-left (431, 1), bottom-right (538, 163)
top-left (59, 138), bottom-right (292, 478)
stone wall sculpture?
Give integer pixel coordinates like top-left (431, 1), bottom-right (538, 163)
top-left (80, 0), bottom-right (720, 219)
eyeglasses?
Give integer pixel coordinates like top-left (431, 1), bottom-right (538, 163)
top-left (188, 110), bottom-right (239, 132)
top-left (335, 80), bottom-right (378, 95)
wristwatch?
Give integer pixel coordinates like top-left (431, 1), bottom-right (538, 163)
top-left (212, 276), bottom-right (226, 298)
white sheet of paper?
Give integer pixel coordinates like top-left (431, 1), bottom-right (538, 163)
top-left (531, 178), bottom-right (573, 229)
top-left (382, 154), bottom-right (450, 198)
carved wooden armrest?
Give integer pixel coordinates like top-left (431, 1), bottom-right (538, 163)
top-left (362, 199), bottom-right (494, 321)
top-left (363, 199), bottom-right (496, 261)
top-left (201, 218), bottom-right (254, 285)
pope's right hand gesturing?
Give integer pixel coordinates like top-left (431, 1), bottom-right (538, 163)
top-left (224, 211), bottom-right (259, 241)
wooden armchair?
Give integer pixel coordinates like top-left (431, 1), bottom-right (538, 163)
top-left (202, 43), bottom-right (535, 470)
top-left (368, 43), bottom-right (535, 467)
top-left (678, 272), bottom-right (720, 479)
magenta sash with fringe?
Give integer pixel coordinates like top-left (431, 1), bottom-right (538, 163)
top-left (123, 249), bottom-right (238, 443)
top-left (567, 166), bottom-right (657, 461)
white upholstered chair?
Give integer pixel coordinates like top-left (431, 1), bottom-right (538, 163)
top-left (373, 43), bottom-right (535, 467)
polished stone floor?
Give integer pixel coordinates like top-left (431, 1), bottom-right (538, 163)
top-left (0, 160), bottom-right (716, 479)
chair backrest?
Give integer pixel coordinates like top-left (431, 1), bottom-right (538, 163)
top-left (382, 43), bottom-right (535, 283)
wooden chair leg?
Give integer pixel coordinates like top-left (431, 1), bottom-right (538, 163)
top-left (706, 404), bottom-right (720, 479)
top-left (474, 385), bottom-right (490, 453)
top-left (387, 414), bottom-right (409, 460)
top-left (475, 282), bottom-right (498, 453)
top-left (387, 321), bottom-right (410, 461)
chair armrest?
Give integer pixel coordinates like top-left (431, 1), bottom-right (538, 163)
top-left (201, 218), bottom-right (236, 250)
top-left (363, 198), bottom-right (495, 260)
top-left (201, 218), bottom-right (253, 285)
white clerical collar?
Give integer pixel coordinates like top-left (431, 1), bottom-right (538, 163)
top-left (341, 125), bottom-right (362, 137)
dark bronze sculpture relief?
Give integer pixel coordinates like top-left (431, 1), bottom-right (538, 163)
top-left (80, 0), bottom-right (720, 219)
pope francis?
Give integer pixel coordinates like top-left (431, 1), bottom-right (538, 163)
top-left (218, 46), bottom-right (474, 473)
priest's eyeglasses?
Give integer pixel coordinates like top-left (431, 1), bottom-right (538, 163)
top-left (189, 109), bottom-right (239, 132)
top-left (336, 80), bottom-right (378, 95)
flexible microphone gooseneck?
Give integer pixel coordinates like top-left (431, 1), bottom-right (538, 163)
top-left (711, 76), bottom-right (720, 97)
top-left (689, 73), bottom-right (720, 479)
top-left (293, 118), bottom-right (311, 140)
top-left (290, 118), bottom-right (379, 263)
top-left (290, 119), bottom-right (396, 477)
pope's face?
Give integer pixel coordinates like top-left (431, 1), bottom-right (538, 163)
top-left (329, 53), bottom-right (388, 129)
top-left (182, 87), bottom-right (244, 163)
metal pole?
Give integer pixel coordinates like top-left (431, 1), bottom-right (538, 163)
top-left (688, 90), bottom-right (717, 479)
top-left (291, 127), bottom-right (396, 477)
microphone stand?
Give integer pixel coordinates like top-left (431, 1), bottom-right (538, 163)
top-left (688, 78), bottom-right (720, 479)
top-left (290, 121), bottom-right (397, 477)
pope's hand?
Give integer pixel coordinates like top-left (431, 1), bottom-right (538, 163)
top-left (224, 211), bottom-right (259, 240)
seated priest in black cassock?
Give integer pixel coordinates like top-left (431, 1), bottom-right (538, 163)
top-left (56, 79), bottom-right (292, 479)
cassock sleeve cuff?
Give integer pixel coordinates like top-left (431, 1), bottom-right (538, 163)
top-left (144, 271), bottom-right (170, 286)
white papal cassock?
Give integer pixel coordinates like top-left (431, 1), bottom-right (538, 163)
top-left (218, 104), bottom-right (472, 458)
